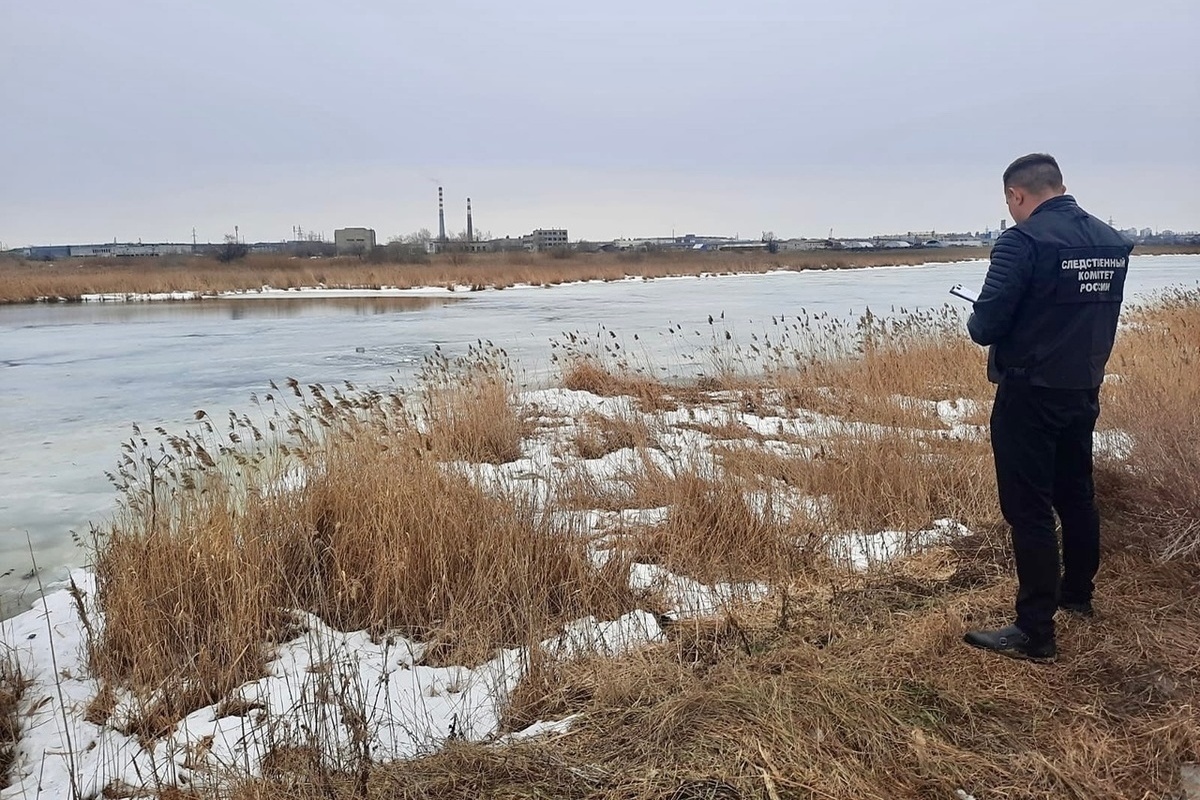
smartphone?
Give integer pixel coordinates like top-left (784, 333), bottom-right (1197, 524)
top-left (949, 285), bottom-right (977, 303)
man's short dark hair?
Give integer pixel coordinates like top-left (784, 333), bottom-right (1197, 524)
top-left (1003, 153), bottom-right (1064, 193)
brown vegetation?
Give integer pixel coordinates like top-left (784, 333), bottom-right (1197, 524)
top-left (364, 547), bottom-right (1197, 800)
top-left (5, 244), bottom-right (1194, 305)
top-left (0, 649), bottom-right (26, 788)
top-left (0, 248), bottom-right (996, 304)
top-left (418, 346), bottom-right (531, 464)
top-left (88, 360), bottom-right (636, 737)
top-left (1100, 288), bottom-right (1200, 560)
top-left (572, 409), bottom-right (659, 461)
top-left (562, 356), bottom-right (680, 413)
top-left (81, 292), bottom-right (1200, 798)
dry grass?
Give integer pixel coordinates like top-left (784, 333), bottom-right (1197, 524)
top-left (6, 246), bottom-right (1197, 305)
top-left (761, 306), bottom-right (996, 414)
top-left (553, 307), bottom-right (999, 584)
top-left (0, 649), bottom-right (26, 789)
top-left (0, 248), bottom-right (999, 304)
top-left (628, 468), bottom-right (818, 582)
top-left (717, 430), bottom-right (997, 533)
top-left (1100, 288), bottom-right (1200, 560)
top-left (88, 357), bottom-right (636, 737)
top-left (82, 291), bottom-right (1200, 798)
top-left (561, 356), bottom-right (678, 412)
top-left (572, 409), bottom-right (659, 460)
top-left (419, 345), bottom-right (530, 464)
top-left (230, 545), bottom-right (1200, 799)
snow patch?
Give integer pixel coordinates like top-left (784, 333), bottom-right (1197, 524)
top-left (629, 563), bottom-right (770, 619)
top-left (829, 518), bottom-right (971, 570)
top-left (0, 579), bottom-right (662, 798)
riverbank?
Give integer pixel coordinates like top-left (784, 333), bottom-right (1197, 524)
top-left (1, 292), bottom-right (1197, 798)
top-left (5, 246), bottom-right (1195, 306)
top-left (0, 247), bottom-right (990, 304)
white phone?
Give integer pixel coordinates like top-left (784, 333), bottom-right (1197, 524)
top-left (949, 284), bottom-right (977, 303)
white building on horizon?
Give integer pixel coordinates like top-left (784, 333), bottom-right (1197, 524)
top-left (334, 227), bottom-right (376, 254)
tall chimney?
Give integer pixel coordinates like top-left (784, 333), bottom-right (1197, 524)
top-left (466, 197), bottom-right (474, 244)
top-left (438, 187), bottom-right (447, 243)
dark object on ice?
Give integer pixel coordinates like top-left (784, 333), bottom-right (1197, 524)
top-left (964, 624), bottom-right (1057, 661)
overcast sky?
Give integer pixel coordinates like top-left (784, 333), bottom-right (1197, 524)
top-left (2, 0), bottom-right (1197, 246)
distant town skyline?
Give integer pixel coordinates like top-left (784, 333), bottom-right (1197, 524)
top-left (5, 166), bottom-right (1196, 250)
top-left (2, 1), bottom-right (1197, 248)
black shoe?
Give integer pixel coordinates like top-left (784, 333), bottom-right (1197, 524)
top-left (963, 625), bottom-right (1057, 661)
top-left (1058, 600), bottom-right (1094, 618)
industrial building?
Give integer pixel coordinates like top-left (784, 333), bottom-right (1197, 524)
top-left (18, 192), bottom-right (1190, 263)
top-left (333, 227), bottom-right (376, 255)
top-left (423, 187), bottom-right (569, 254)
top-left (523, 229), bottom-right (569, 252)
top-left (20, 242), bottom-right (193, 259)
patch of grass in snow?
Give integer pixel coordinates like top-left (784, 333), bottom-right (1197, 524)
top-left (560, 354), bottom-right (680, 413)
top-left (418, 343), bottom-right (531, 465)
top-left (715, 430), bottom-right (998, 534)
top-left (626, 467), bottom-right (821, 583)
top-left (89, 350), bottom-right (638, 738)
top-left (233, 545), bottom-right (1200, 799)
top-left (0, 647), bottom-right (27, 787)
top-left (571, 408), bottom-right (660, 460)
top-left (778, 383), bottom-right (947, 429)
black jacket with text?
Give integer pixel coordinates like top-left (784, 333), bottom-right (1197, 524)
top-left (967, 195), bottom-right (1133, 389)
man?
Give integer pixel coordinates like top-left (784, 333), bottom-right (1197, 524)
top-left (963, 153), bottom-right (1133, 661)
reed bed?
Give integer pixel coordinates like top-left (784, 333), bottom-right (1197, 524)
top-left (0, 648), bottom-right (25, 788)
top-left (0, 248), bottom-right (995, 304)
top-left (1099, 288), bottom-right (1200, 560)
top-left (67, 292), bottom-right (1200, 798)
top-left (571, 408), bottom-right (660, 461)
top-left (418, 344), bottom-right (531, 464)
top-left (5, 245), bottom-right (1194, 305)
top-left (87, 361), bottom-right (636, 739)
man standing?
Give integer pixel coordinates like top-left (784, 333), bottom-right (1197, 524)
top-left (964, 153), bottom-right (1133, 661)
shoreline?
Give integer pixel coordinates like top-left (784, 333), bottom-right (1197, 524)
top-left (27, 251), bottom-right (1200, 306)
top-left (3, 249), bottom-right (993, 306)
top-left (69, 260), bottom-right (991, 304)
top-left (2, 246), bottom-right (1195, 307)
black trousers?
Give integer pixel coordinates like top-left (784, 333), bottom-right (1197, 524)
top-left (989, 377), bottom-right (1101, 645)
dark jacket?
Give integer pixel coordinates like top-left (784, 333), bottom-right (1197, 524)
top-left (967, 195), bottom-right (1133, 389)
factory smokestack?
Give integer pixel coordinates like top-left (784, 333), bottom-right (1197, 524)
top-left (437, 187), bottom-right (447, 243)
top-left (466, 197), bottom-right (473, 244)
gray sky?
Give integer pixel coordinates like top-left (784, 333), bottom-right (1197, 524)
top-left (2, 0), bottom-right (1197, 246)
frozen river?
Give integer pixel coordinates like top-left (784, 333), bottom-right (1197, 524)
top-left (1, 255), bottom-right (1197, 612)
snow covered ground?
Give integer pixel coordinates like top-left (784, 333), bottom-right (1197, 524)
top-left (1, 568), bottom-right (666, 799)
